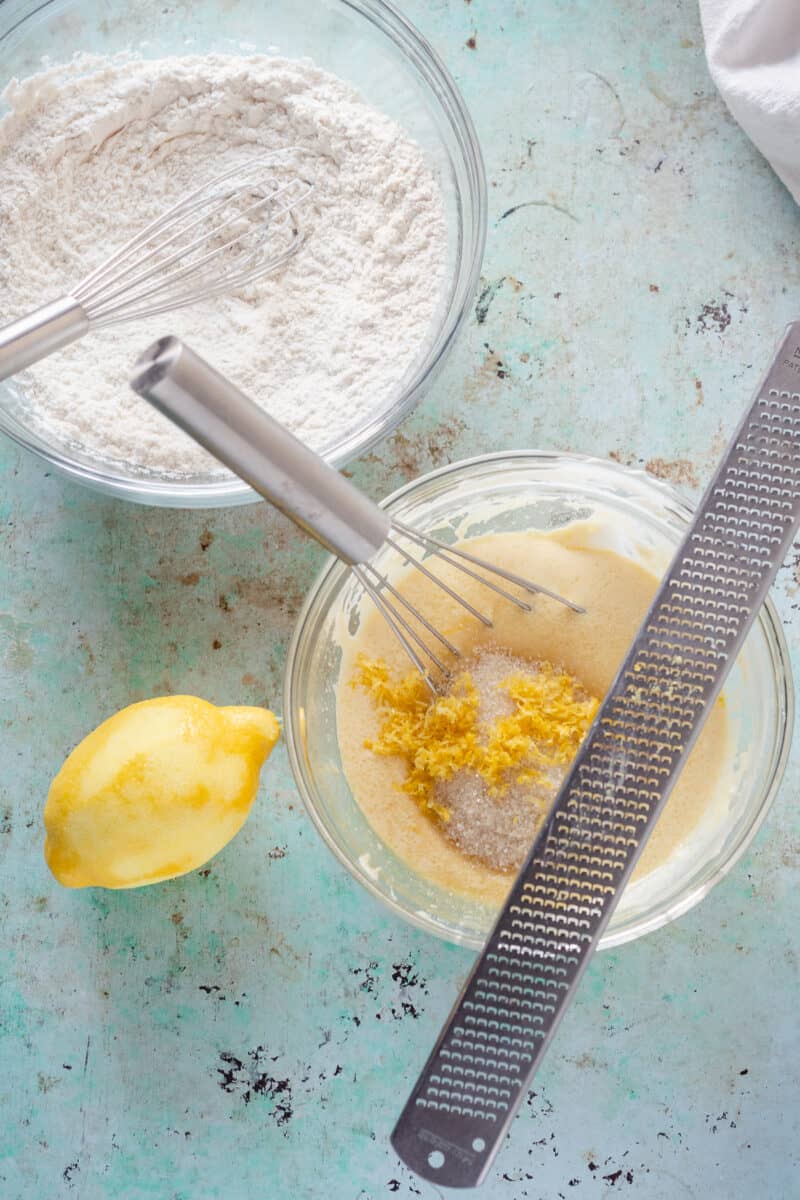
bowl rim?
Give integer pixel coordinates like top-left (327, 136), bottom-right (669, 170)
top-left (283, 449), bottom-right (795, 949)
top-left (0, 0), bottom-right (487, 507)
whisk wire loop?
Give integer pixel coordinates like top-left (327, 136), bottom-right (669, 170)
top-left (74, 151), bottom-right (304, 298)
top-left (104, 233), bottom-right (303, 328)
top-left (390, 521), bottom-right (533, 612)
top-left (353, 566), bottom-right (445, 693)
top-left (363, 564), bottom-right (462, 657)
top-left (77, 174), bottom-right (311, 326)
top-left (0, 152), bottom-right (314, 384)
top-left (79, 179), bottom-right (304, 314)
top-left (384, 534), bottom-right (494, 628)
top-left (391, 519), bottom-right (586, 614)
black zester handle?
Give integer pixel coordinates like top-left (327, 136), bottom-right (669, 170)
top-left (392, 322), bottom-right (800, 1188)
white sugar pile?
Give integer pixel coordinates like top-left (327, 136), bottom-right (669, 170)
top-left (437, 649), bottom-right (574, 872)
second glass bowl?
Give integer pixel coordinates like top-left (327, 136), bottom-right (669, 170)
top-left (284, 452), bottom-right (793, 949)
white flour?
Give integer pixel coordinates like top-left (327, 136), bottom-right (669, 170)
top-left (0, 54), bottom-right (447, 476)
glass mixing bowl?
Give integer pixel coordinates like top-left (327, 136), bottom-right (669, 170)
top-left (284, 452), bottom-right (794, 949)
top-left (0, 0), bottom-right (485, 506)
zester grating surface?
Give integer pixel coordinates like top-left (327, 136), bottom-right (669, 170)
top-left (392, 323), bottom-right (800, 1188)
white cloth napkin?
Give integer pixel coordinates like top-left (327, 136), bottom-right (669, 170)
top-left (699, 0), bottom-right (800, 203)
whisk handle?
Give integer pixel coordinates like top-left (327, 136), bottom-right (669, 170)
top-left (0, 297), bottom-right (89, 381)
top-left (130, 337), bottom-right (391, 565)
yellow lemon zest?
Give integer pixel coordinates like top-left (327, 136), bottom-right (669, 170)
top-left (355, 654), bottom-right (598, 822)
top-left (481, 672), bottom-right (599, 792)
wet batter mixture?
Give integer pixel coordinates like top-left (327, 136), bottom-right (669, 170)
top-left (337, 523), bottom-right (730, 906)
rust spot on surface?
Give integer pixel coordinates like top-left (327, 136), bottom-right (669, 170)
top-left (244, 909), bottom-right (272, 931)
top-left (695, 378), bottom-right (704, 406)
top-left (218, 594), bottom-right (231, 612)
top-left (77, 633), bottom-right (96, 675)
top-left (519, 352), bottom-right (530, 363)
top-left (212, 638), bottom-right (222, 650)
top-left (381, 417), bottom-right (468, 480)
top-left (645, 457), bottom-right (699, 488)
top-left (199, 529), bottom-right (214, 551)
top-left (475, 277), bottom-right (505, 324)
top-left (63, 1161), bottom-right (80, 1185)
top-left (649, 283), bottom-right (660, 293)
top-left (216, 1048), bottom-right (294, 1125)
top-left (179, 572), bottom-right (200, 587)
top-left (233, 576), bottom-right (305, 617)
top-left (695, 299), bottom-right (731, 334)
top-left (780, 841), bottom-right (800, 868)
top-left (466, 34), bottom-right (477, 49)
top-left (483, 348), bottom-right (507, 380)
top-left (708, 421), bottom-right (729, 460)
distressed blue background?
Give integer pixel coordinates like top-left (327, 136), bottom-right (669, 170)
top-left (1, 1), bottom-right (799, 1198)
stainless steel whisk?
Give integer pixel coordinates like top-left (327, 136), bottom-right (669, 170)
top-left (130, 338), bottom-right (583, 691)
top-left (0, 154), bottom-right (312, 382)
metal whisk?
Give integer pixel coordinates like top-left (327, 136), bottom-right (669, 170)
top-left (130, 338), bottom-right (584, 691)
top-left (0, 154), bottom-right (312, 383)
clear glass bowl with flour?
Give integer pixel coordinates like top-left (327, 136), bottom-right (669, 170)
top-left (0, 0), bottom-right (485, 506)
top-left (284, 453), bottom-right (794, 949)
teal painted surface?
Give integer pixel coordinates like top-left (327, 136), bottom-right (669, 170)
top-left (1, 1), bottom-right (799, 1197)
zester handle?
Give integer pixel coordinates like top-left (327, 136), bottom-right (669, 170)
top-left (130, 337), bottom-right (390, 564)
top-left (392, 321), bottom-right (800, 1188)
top-left (0, 297), bottom-right (90, 382)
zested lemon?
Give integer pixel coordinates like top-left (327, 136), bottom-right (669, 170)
top-left (44, 696), bottom-right (280, 888)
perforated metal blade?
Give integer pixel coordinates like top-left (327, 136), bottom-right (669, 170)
top-left (392, 322), bottom-right (800, 1188)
